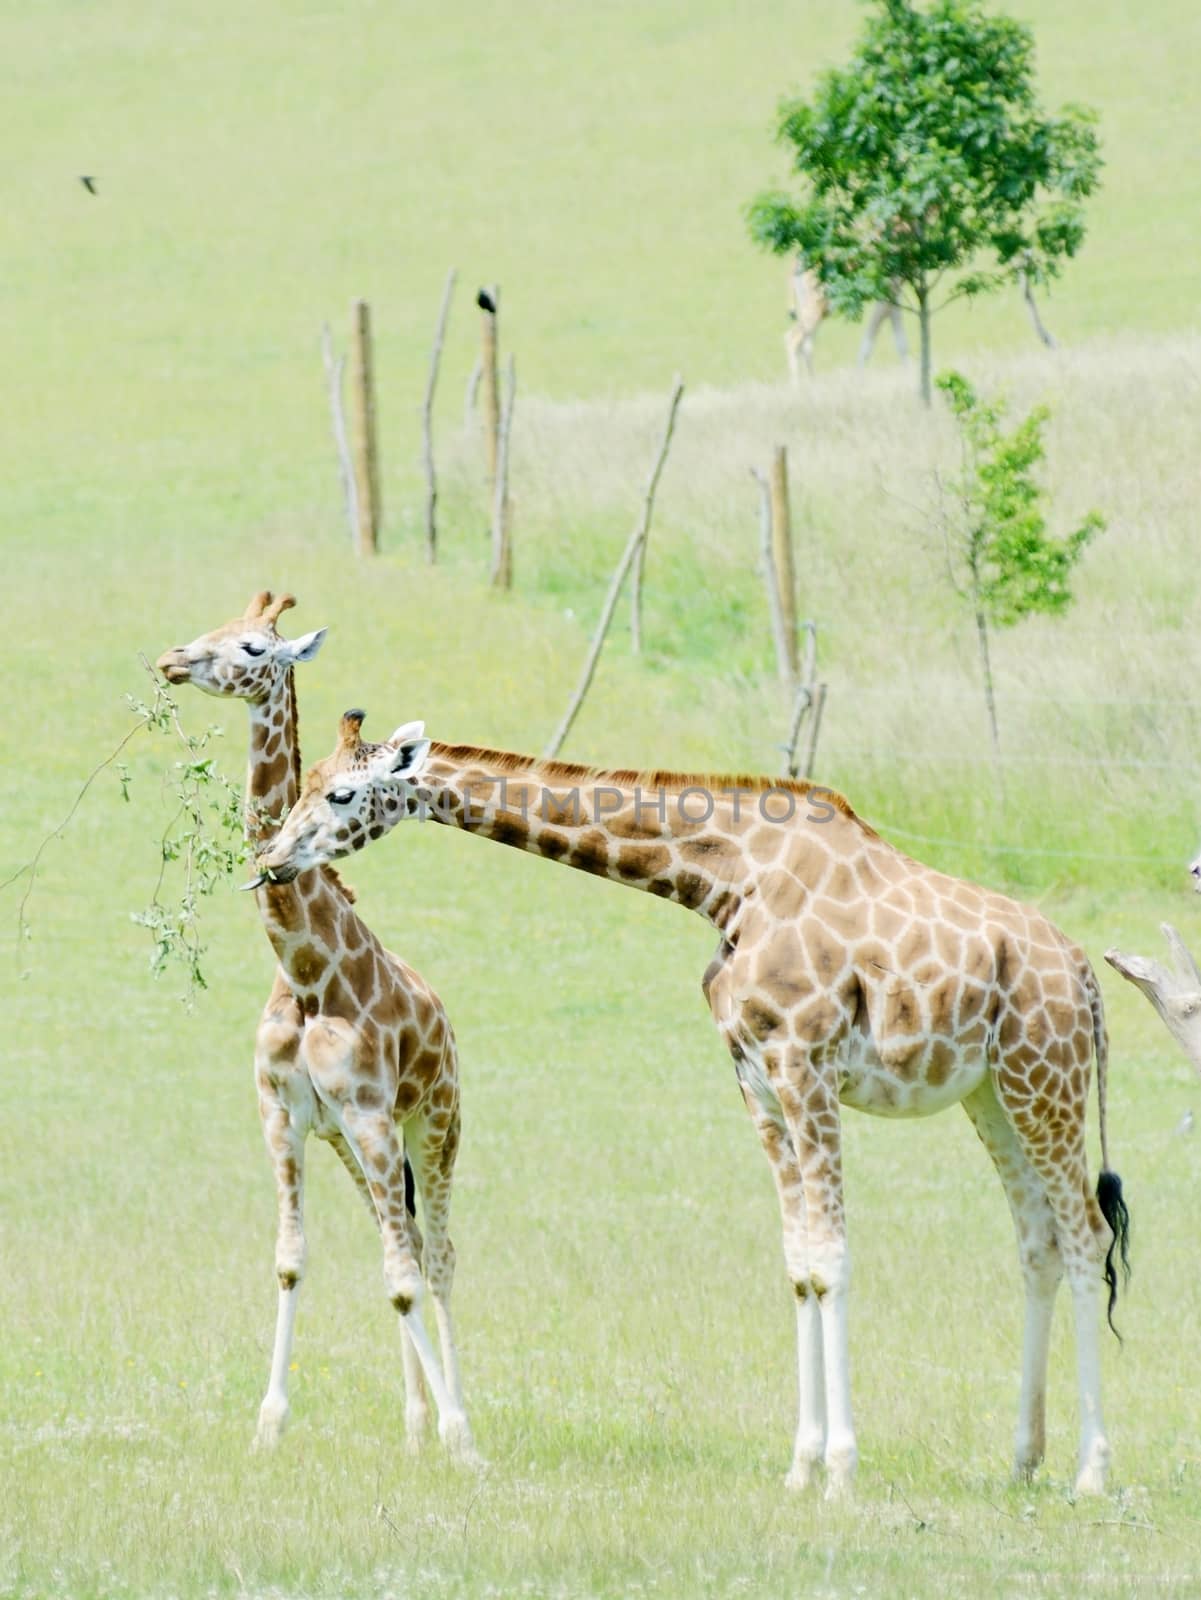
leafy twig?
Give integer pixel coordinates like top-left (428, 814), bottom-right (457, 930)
top-left (4, 654), bottom-right (250, 1004)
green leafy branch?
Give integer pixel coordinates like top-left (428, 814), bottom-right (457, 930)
top-left (3, 654), bottom-right (252, 1005)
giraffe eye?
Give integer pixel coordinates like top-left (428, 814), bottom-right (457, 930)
top-left (328, 788), bottom-right (355, 806)
top-left (241, 641), bottom-right (267, 657)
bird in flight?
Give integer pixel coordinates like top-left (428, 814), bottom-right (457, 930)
top-left (80, 176), bottom-right (98, 194)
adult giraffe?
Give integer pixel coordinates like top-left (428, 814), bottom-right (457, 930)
top-left (784, 248), bottom-right (1056, 381)
top-left (253, 721), bottom-right (1130, 1496)
top-left (786, 253), bottom-right (908, 381)
top-left (156, 598), bottom-right (474, 1459)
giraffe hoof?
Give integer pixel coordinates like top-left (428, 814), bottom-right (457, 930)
top-left (440, 1414), bottom-right (482, 1469)
top-left (1073, 1462), bottom-right (1109, 1497)
top-left (253, 1403), bottom-right (289, 1451)
top-left (784, 1459), bottom-right (821, 1493)
top-left (823, 1446), bottom-right (858, 1500)
top-left (1073, 1438), bottom-right (1111, 1497)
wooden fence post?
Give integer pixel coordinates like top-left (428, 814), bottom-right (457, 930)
top-left (490, 355), bottom-right (517, 589)
top-left (770, 445), bottom-right (798, 684)
top-left (477, 286), bottom-right (500, 491)
top-left (752, 466), bottom-right (791, 685)
top-left (349, 298), bottom-right (381, 555)
top-left (422, 269), bottom-right (456, 565)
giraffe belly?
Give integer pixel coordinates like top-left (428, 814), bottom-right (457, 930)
top-left (837, 1033), bottom-right (988, 1118)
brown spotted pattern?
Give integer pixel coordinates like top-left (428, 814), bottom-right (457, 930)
top-left (258, 737), bottom-right (1123, 1496)
top-left (155, 599), bottom-right (474, 1458)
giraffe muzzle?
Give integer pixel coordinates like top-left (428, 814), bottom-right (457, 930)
top-left (156, 648), bottom-right (192, 685)
top-left (244, 860), bottom-right (300, 889)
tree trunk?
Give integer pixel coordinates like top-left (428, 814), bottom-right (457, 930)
top-left (1106, 925), bottom-right (1201, 1081)
top-left (916, 284), bottom-right (933, 409)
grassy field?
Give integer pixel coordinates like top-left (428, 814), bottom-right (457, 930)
top-left (5, 1), bottom-right (1201, 1595)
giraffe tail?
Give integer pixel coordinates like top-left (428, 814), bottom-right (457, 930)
top-left (1085, 961), bottom-right (1132, 1338)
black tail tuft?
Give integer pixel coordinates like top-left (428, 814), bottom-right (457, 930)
top-left (403, 1155), bottom-right (416, 1218)
top-left (1097, 1168), bottom-right (1131, 1340)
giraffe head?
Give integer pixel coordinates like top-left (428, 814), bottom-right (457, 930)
top-left (156, 590), bottom-right (327, 701)
top-left (251, 710), bottom-right (431, 884)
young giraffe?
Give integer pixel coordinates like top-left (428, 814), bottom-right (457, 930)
top-left (155, 595), bottom-right (474, 1459)
top-left (786, 253), bottom-right (908, 381)
top-left (254, 727), bottom-right (1131, 1496)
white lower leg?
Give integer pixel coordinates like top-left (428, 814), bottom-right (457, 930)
top-left (429, 1295), bottom-right (478, 1462)
top-left (815, 1247), bottom-right (856, 1496)
top-left (889, 304), bottom-right (909, 363)
top-left (1070, 1275), bottom-right (1110, 1495)
top-left (256, 1283), bottom-right (300, 1447)
top-left (786, 1289), bottom-right (827, 1491)
top-left (400, 1304), bottom-right (472, 1453)
top-left (1014, 1275), bottom-right (1059, 1478)
top-left (857, 305), bottom-right (886, 367)
top-left (400, 1326), bottom-right (430, 1452)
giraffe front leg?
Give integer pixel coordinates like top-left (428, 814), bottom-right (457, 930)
top-left (254, 1069), bottom-right (309, 1449)
top-left (777, 1068), bottom-right (856, 1499)
top-left (731, 1052), bottom-right (827, 1490)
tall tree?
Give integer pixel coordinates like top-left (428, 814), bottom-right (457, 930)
top-left (748, 0), bottom-right (1102, 404)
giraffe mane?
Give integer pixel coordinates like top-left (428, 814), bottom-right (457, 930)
top-left (427, 743), bottom-right (878, 836)
top-left (283, 666), bottom-right (355, 902)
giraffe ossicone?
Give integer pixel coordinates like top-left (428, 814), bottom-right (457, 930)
top-left (156, 599), bottom-right (477, 1464)
top-left (258, 716), bottom-right (1132, 1497)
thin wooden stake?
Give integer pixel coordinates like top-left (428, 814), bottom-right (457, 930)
top-left (321, 322), bottom-right (358, 544)
top-left (752, 465), bottom-right (791, 685)
top-left (349, 298), bottom-right (381, 555)
top-left (477, 286), bottom-right (500, 490)
top-left (630, 374), bottom-right (685, 654)
top-left (783, 621), bottom-right (827, 779)
top-left (802, 682), bottom-right (827, 779)
top-left (770, 444), bottom-right (798, 683)
top-left (464, 357), bottom-right (482, 426)
top-left (422, 268), bottom-right (457, 565)
top-left (489, 355), bottom-right (517, 589)
top-left (546, 376), bottom-right (686, 758)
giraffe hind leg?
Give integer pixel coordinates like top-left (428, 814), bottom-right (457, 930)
top-left (992, 1047), bottom-right (1112, 1496)
top-left (336, 1104), bottom-right (464, 1455)
top-left (962, 1077), bottom-right (1063, 1481)
top-left (404, 1103), bottom-right (478, 1466)
top-left (328, 1130), bottom-right (430, 1452)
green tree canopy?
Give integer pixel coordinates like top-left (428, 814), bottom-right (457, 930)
top-left (748, 0), bottom-right (1102, 403)
top-left (935, 368), bottom-right (1103, 760)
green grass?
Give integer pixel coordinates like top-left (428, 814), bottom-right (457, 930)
top-left (5, 1), bottom-right (1201, 1594)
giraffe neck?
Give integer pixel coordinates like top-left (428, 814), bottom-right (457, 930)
top-left (398, 746), bottom-right (854, 934)
top-left (258, 865), bottom-right (370, 1016)
top-left (245, 669), bottom-right (301, 852)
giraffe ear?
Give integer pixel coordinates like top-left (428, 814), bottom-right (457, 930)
top-left (372, 736), bottom-right (431, 781)
top-left (387, 720), bottom-right (426, 744)
top-left (279, 627), bottom-right (327, 665)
